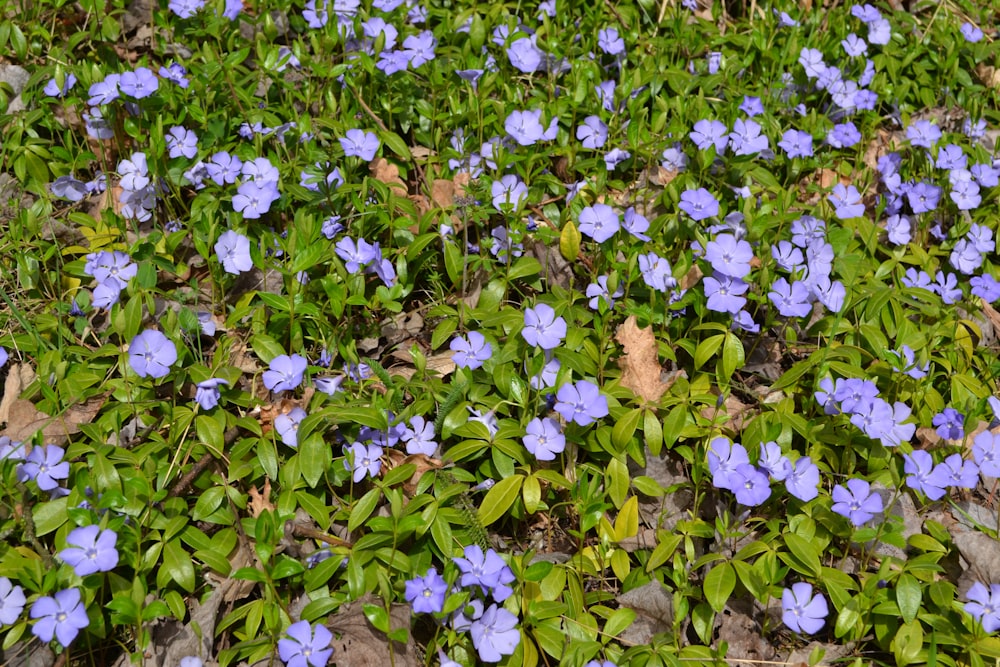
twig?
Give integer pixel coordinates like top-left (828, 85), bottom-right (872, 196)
top-left (347, 83), bottom-right (389, 134)
top-left (167, 427), bottom-right (240, 499)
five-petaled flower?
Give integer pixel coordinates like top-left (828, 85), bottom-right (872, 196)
top-left (263, 354), bottom-right (308, 392)
top-left (59, 526), bottom-right (119, 576)
top-left (404, 567), bottom-right (447, 613)
top-left (782, 582), bottom-right (828, 634)
top-left (129, 330), bottom-right (178, 379)
top-left (277, 620), bottom-right (333, 667)
top-left (30, 588), bottom-right (90, 647)
top-left (340, 129), bottom-right (380, 161)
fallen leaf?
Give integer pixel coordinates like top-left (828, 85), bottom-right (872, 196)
top-left (370, 158), bottom-right (407, 195)
top-left (388, 350), bottom-right (456, 381)
top-left (650, 166), bottom-right (678, 187)
top-left (382, 449), bottom-right (444, 495)
top-left (616, 580), bottom-right (673, 645)
top-left (615, 316), bottom-right (677, 403)
top-left (1, 394), bottom-right (107, 445)
top-left (326, 594), bottom-right (419, 667)
top-left (0, 362), bottom-right (36, 425)
top-left (247, 479), bottom-right (274, 518)
top-left (431, 178), bottom-right (454, 209)
top-left (700, 394), bottom-right (755, 433)
top-left (679, 264), bottom-right (703, 291)
top-left (975, 63), bottom-right (1000, 89)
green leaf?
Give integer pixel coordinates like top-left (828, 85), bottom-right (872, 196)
top-left (782, 533), bottom-right (821, 578)
top-left (834, 596), bottom-right (862, 639)
top-left (522, 474), bottom-right (541, 513)
top-left (612, 408), bottom-right (642, 451)
top-left (299, 433), bottom-right (331, 488)
top-left (478, 475), bottom-right (523, 526)
top-left (348, 488), bottom-right (382, 534)
top-left (694, 334), bottom-right (725, 370)
top-left (703, 562), bottom-right (735, 612)
top-left (560, 220), bottom-right (581, 261)
top-left (602, 607), bottom-right (636, 641)
top-left (893, 620), bottom-right (923, 666)
top-left (379, 131), bottom-right (411, 160)
top-left (643, 409), bottom-right (663, 456)
top-left (192, 486), bottom-right (226, 522)
top-left (196, 414), bottom-right (224, 453)
top-left (251, 335), bottom-right (286, 363)
top-left (363, 603), bottom-right (390, 633)
top-left (443, 241), bottom-right (464, 287)
top-left (896, 573), bottom-right (921, 624)
top-left (606, 457), bottom-right (629, 508)
top-left (661, 404), bottom-right (687, 450)
top-left (163, 540), bottom-right (196, 592)
top-left (32, 496), bottom-right (68, 536)
top-left (720, 333), bottom-right (744, 382)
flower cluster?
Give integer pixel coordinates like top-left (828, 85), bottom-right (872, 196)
top-left (708, 437), bottom-right (819, 505)
top-left (84, 250), bottom-right (137, 309)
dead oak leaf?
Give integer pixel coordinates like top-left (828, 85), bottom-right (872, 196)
top-left (1, 394), bottom-right (107, 445)
top-left (615, 316), bottom-right (677, 403)
top-left (326, 594), bottom-right (419, 667)
top-left (247, 479), bottom-right (274, 518)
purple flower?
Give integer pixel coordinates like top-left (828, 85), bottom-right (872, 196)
top-left (729, 464), bottom-right (771, 506)
top-left (932, 271), bottom-right (963, 305)
top-left (586, 276), bottom-right (623, 310)
top-left (597, 27), bottom-right (624, 55)
top-left (0, 577), bottom-right (25, 625)
top-left (554, 381), bottom-right (609, 426)
top-left (169, 0), bottom-right (205, 17)
top-left (17, 445), bottom-right (70, 490)
top-left (827, 121), bottom-right (861, 148)
top-left (58, 525), bottom-right (119, 576)
top-left (43, 73), bottom-right (77, 97)
top-left (831, 478), bottom-right (883, 526)
top-left (973, 431), bottom-right (1000, 478)
top-left (604, 147), bottom-right (631, 171)
top-left (277, 620), bottom-right (333, 667)
top-left (507, 37), bottom-right (542, 73)
top-left (89, 250), bottom-right (137, 290)
top-left (936, 453), bottom-right (979, 489)
top-left (621, 207), bottom-right (651, 241)
top-left (401, 416), bottom-right (436, 456)
top-left (960, 22), bottom-right (984, 43)
top-left (690, 119), bottom-right (729, 153)
top-left (30, 588), bottom-right (89, 647)
top-left (785, 456), bottom-right (819, 501)
top-left (951, 180), bottom-right (982, 210)
top-left (523, 417), bottom-right (565, 461)
top-left (195, 378), bottom-right (228, 410)
top-left (404, 568), bottom-right (447, 613)
top-left (233, 181), bottom-right (279, 219)
top-left (340, 129), bottom-right (380, 161)
top-left (470, 604), bottom-right (520, 662)
top-left (778, 129), bottom-right (813, 158)
top-left (521, 304), bottom-right (567, 350)
top-left (907, 181), bottom-right (942, 214)
top-left (263, 354), bottom-right (307, 392)
top-left (782, 583), bottom-right (828, 634)
top-left (906, 120), bottom-right (941, 149)
top-left (729, 118), bottom-right (768, 156)
top-left (206, 152), bottom-right (242, 185)
top-left (450, 331), bottom-right (492, 370)
top-left (118, 67), bottom-right (158, 99)
top-left (799, 48), bottom-right (825, 78)
top-left (275, 407), bottom-right (307, 448)
top-left (966, 582), bottom-right (1000, 632)
top-left (578, 204), bottom-right (621, 243)
top-left (903, 450), bottom-right (949, 500)
top-left (88, 74), bottom-right (120, 106)
top-left (505, 109), bottom-right (554, 146)
top-left (491, 175), bottom-right (527, 211)
top-left (759, 442), bottom-right (792, 481)
top-left (402, 30), bottom-right (436, 67)
top-left (50, 175), bottom-right (89, 202)
top-left (768, 278), bottom-right (811, 317)
top-left (129, 330), bottom-right (178, 379)
top-left (704, 234), bottom-right (753, 279)
top-left (454, 546), bottom-right (515, 601)
top-left (679, 188), bottom-right (719, 221)
top-left (313, 376), bottom-right (344, 397)
top-left (344, 442), bottom-right (382, 482)
top-left (704, 274), bottom-right (748, 314)
top-left (933, 408), bottom-right (965, 441)
top-left (577, 116), bottom-right (608, 149)
top-left (159, 62), bottom-right (189, 87)
top-left (707, 437), bottom-right (750, 491)
top-left (166, 126), bottom-right (199, 159)
top-left (828, 184), bottom-right (865, 219)
top-left (214, 230), bottom-right (253, 275)
top-left (335, 237), bottom-right (378, 273)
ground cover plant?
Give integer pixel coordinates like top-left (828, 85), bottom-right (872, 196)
top-left (1, 0), bottom-right (1000, 665)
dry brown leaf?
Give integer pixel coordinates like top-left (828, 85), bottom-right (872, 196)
top-left (615, 316), bottom-right (677, 403)
top-left (382, 449), bottom-right (444, 496)
top-left (679, 264), bottom-right (704, 291)
top-left (452, 171), bottom-right (470, 197)
top-left (0, 363), bottom-right (36, 425)
top-left (2, 393), bottom-right (107, 445)
top-left (387, 350), bottom-right (456, 381)
top-left (650, 166), bottom-right (678, 187)
top-left (327, 594), bottom-right (419, 667)
top-left (700, 394), bottom-right (755, 432)
top-left (976, 63), bottom-right (1000, 89)
top-left (247, 479), bottom-right (274, 518)
top-left (430, 179), bottom-right (455, 209)
top-left (370, 158), bottom-right (407, 194)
